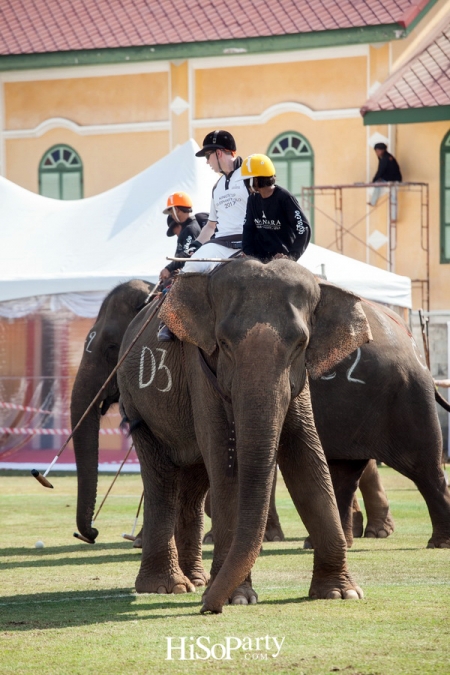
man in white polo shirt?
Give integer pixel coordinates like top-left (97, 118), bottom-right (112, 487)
top-left (187, 129), bottom-right (249, 273)
top-left (158, 130), bottom-right (249, 341)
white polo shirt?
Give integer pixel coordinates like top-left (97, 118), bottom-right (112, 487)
top-left (209, 166), bottom-right (248, 237)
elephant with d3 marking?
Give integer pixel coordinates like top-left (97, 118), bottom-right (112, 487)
top-left (118, 259), bottom-right (371, 613)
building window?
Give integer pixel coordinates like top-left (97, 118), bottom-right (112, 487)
top-left (441, 130), bottom-right (450, 263)
top-left (268, 132), bottom-right (314, 228)
top-left (39, 145), bottom-right (83, 200)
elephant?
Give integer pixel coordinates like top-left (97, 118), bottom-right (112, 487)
top-left (117, 259), bottom-right (372, 613)
top-left (308, 300), bottom-right (450, 549)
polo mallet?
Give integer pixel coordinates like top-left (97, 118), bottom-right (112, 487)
top-left (31, 292), bottom-right (165, 488)
top-left (73, 443), bottom-right (135, 544)
top-left (122, 491), bottom-right (144, 541)
top-left (166, 257), bottom-right (235, 263)
top-left (418, 308), bottom-right (431, 370)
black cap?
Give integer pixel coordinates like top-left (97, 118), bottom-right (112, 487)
top-left (166, 215), bottom-right (178, 237)
top-left (374, 142), bottom-right (387, 150)
top-left (195, 130), bottom-right (236, 157)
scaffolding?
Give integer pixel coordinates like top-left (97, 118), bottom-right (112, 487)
top-left (301, 181), bottom-right (430, 310)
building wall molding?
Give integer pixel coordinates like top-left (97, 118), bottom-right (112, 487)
top-left (3, 117), bottom-right (170, 139)
top-left (191, 101), bottom-right (361, 129)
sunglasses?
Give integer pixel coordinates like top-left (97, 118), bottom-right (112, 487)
top-left (205, 150), bottom-right (216, 159)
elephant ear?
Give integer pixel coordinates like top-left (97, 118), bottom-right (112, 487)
top-left (158, 273), bottom-right (216, 354)
top-left (306, 281), bottom-right (372, 379)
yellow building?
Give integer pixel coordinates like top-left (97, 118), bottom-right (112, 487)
top-left (0, 0), bottom-right (448, 312)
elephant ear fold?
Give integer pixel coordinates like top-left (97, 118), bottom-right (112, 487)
top-left (306, 281), bottom-right (372, 379)
top-left (159, 274), bottom-right (216, 354)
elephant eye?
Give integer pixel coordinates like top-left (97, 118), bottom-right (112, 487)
top-left (219, 339), bottom-right (229, 350)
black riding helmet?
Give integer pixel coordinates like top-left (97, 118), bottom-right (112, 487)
top-left (195, 130), bottom-right (236, 157)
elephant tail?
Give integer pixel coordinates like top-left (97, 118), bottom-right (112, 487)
top-left (435, 389), bottom-right (450, 413)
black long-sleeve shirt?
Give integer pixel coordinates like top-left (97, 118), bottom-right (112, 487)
top-left (165, 214), bottom-right (206, 273)
top-left (372, 152), bottom-right (402, 182)
top-left (242, 185), bottom-right (311, 261)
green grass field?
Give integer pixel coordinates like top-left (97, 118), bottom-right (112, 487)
top-left (1, 467), bottom-right (449, 675)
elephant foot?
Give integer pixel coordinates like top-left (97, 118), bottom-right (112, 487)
top-left (135, 571), bottom-right (195, 595)
top-left (364, 513), bottom-right (395, 539)
top-left (309, 573), bottom-right (363, 600)
top-left (352, 510), bottom-right (364, 538)
top-left (263, 523), bottom-right (285, 542)
top-left (303, 537), bottom-right (313, 549)
top-left (181, 565), bottom-right (210, 587)
top-left (202, 529), bottom-right (214, 545)
top-left (200, 580), bottom-right (258, 614)
top-left (132, 537), bottom-right (142, 548)
top-left (427, 535), bottom-right (450, 549)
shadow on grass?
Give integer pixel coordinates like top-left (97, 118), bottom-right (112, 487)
top-left (0, 588), bottom-right (204, 630)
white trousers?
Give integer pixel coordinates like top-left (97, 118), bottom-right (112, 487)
top-left (180, 241), bottom-right (240, 274)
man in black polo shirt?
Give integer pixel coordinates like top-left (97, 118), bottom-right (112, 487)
top-left (241, 154), bottom-right (311, 262)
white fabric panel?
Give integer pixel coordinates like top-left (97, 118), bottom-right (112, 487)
top-left (0, 291), bottom-right (107, 318)
top-left (300, 243), bottom-right (412, 308)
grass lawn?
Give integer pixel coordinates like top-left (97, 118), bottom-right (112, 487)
top-left (0, 467), bottom-right (449, 675)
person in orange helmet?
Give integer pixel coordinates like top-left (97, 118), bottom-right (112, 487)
top-left (157, 192), bottom-right (208, 341)
top-left (159, 191), bottom-right (208, 283)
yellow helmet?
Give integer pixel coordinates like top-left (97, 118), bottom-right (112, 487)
top-left (241, 154), bottom-right (275, 178)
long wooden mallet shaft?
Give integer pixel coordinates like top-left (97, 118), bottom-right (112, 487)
top-left (166, 257), bottom-right (235, 263)
top-left (122, 491), bottom-right (144, 541)
top-left (32, 293), bottom-right (165, 488)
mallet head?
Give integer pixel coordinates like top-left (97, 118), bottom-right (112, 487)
top-left (31, 469), bottom-right (54, 489)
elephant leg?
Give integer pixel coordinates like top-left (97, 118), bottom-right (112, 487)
top-left (279, 386), bottom-right (363, 600)
top-left (328, 460), bottom-right (368, 548)
top-left (303, 459), bottom-right (368, 549)
top-left (387, 454), bottom-right (450, 548)
top-left (131, 423), bottom-right (195, 594)
top-left (175, 463), bottom-right (210, 587)
top-left (360, 460), bottom-right (394, 539)
top-left (264, 467), bottom-right (285, 542)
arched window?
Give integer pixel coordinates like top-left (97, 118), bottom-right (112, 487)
top-left (268, 131), bottom-right (314, 227)
top-left (39, 145), bottom-right (83, 200)
top-left (441, 130), bottom-right (450, 263)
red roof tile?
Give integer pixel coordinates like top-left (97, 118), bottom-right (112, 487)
top-left (361, 15), bottom-right (450, 113)
top-left (0, 0), bottom-right (432, 56)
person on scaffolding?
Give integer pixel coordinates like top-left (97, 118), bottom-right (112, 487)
top-left (158, 191), bottom-right (208, 285)
top-left (368, 142), bottom-right (402, 220)
top-left (241, 154), bottom-right (311, 262)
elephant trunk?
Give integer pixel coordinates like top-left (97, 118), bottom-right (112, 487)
top-left (205, 347), bottom-right (291, 611)
top-left (71, 366), bottom-right (104, 542)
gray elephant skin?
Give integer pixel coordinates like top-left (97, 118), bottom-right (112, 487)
top-left (117, 259), bottom-right (372, 613)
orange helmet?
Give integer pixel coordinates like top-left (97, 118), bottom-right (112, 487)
top-left (163, 191), bottom-right (193, 214)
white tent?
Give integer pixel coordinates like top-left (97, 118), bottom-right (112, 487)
top-left (0, 138), bottom-right (411, 313)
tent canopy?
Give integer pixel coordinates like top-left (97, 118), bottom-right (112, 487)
top-left (0, 139), bottom-right (411, 309)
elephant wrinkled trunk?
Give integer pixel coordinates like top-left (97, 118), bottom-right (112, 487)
top-left (71, 371), bottom-right (103, 542)
top-left (204, 333), bottom-right (293, 611)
